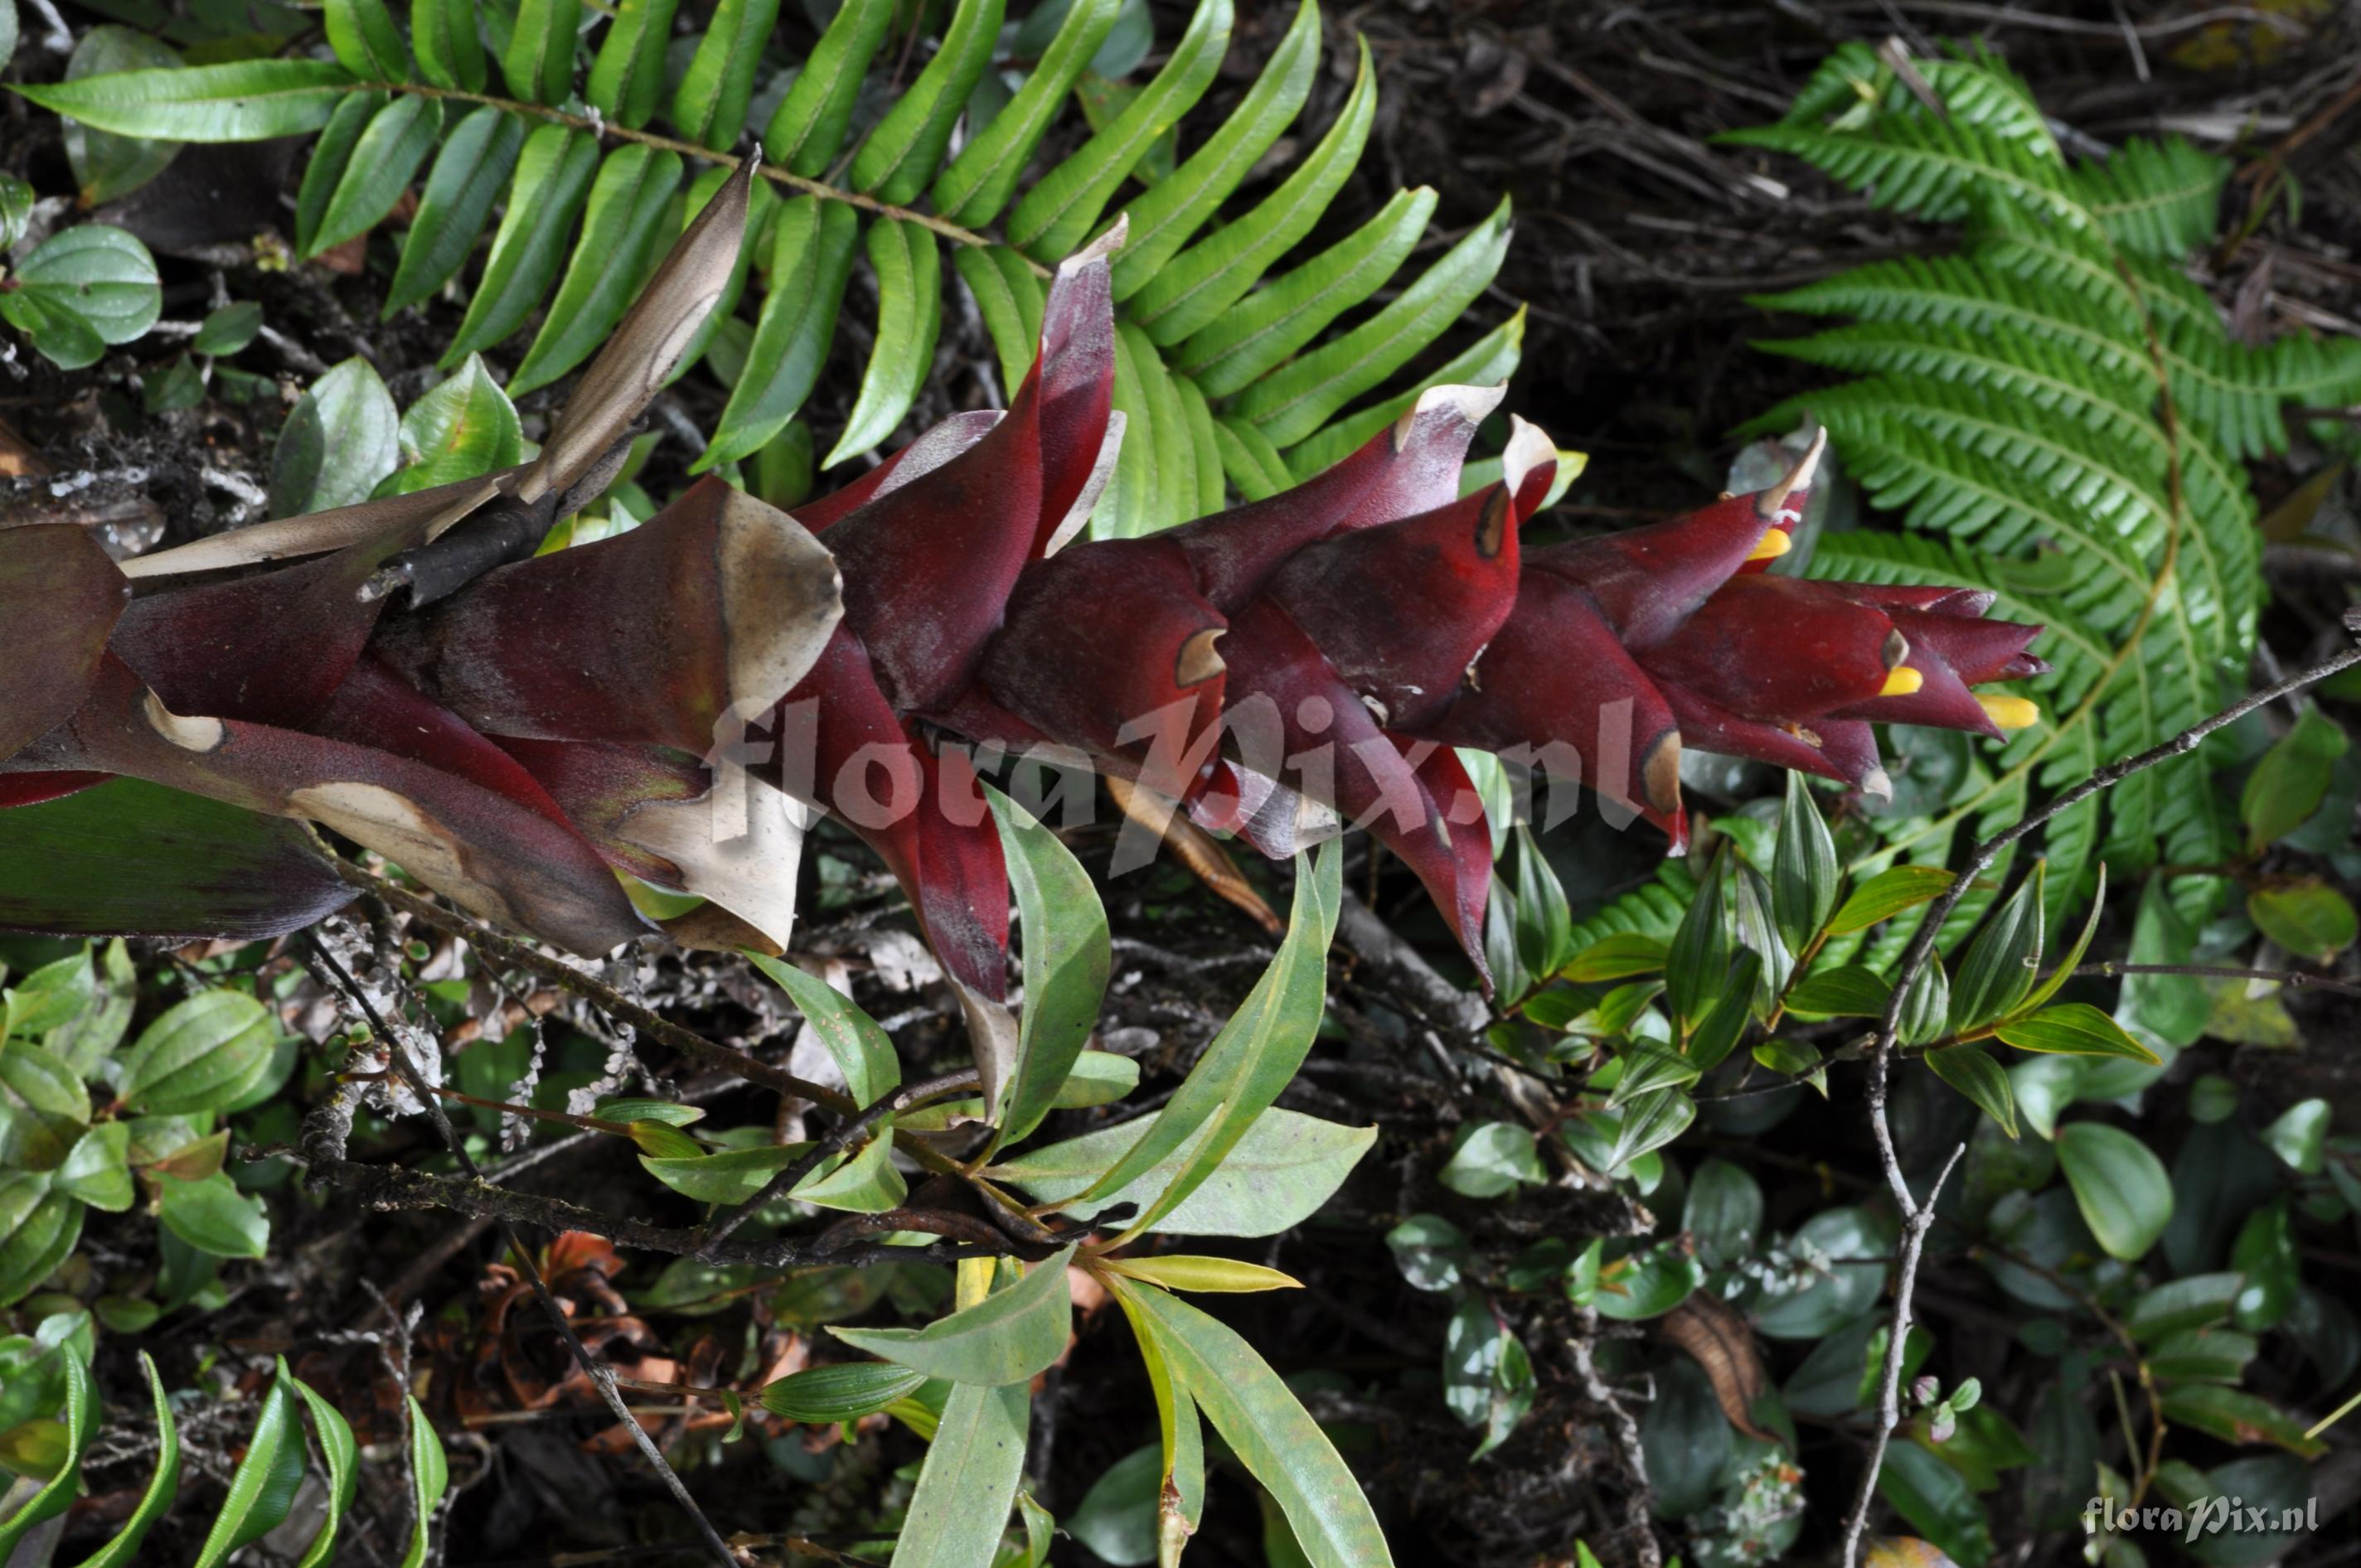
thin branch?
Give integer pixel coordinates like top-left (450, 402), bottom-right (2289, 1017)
top-left (304, 936), bottom-right (740, 1568)
top-left (703, 1068), bottom-right (978, 1247)
top-left (2077, 961), bottom-right (2361, 999)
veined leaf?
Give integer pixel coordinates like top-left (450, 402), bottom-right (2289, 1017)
top-left (308, 95), bottom-right (439, 259)
top-left (847, 0), bottom-right (1006, 206)
top-left (1105, 1256), bottom-right (1302, 1294)
top-left (414, 0), bottom-right (487, 93)
top-left (1214, 413), bottom-right (1292, 499)
top-left (385, 106), bottom-right (526, 317)
top-left (585, 0), bottom-right (679, 128)
top-left (509, 143), bottom-right (686, 394)
top-left (1131, 33), bottom-right (1376, 343)
top-left (1173, 370), bottom-right (1226, 515)
top-left (1827, 864), bottom-right (1958, 935)
top-left (762, 0), bottom-right (895, 177)
top-left (269, 356), bottom-right (400, 515)
top-left (641, 1143), bottom-right (808, 1205)
top-left (191, 1372), bottom-right (304, 1568)
top-left (987, 785), bottom-right (1111, 1145)
top-left (988, 1106), bottom-right (1374, 1237)
top-left (443, 123), bottom-right (600, 363)
top-left (1177, 183), bottom-right (1435, 396)
top-left (1280, 303), bottom-right (1525, 479)
top-left (894, 1381), bottom-right (1031, 1568)
top-left (759, 1362), bottom-right (928, 1423)
top-left (1008, 0), bottom-right (1233, 260)
top-left (323, 0), bottom-right (410, 83)
top-left (953, 244), bottom-right (1048, 394)
top-left (1230, 195), bottom-right (1512, 448)
top-left (703, 196), bottom-right (860, 468)
top-left (1993, 1003), bottom-right (2160, 1063)
top-left (670, 0), bottom-right (780, 151)
top-left (502, 0), bottom-right (582, 105)
top-left (1113, 1278), bottom-right (1395, 1568)
top-left (8, 223), bottom-right (160, 351)
top-left (1094, 319), bottom-right (1194, 538)
top-left (385, 354), bottom-right (523, 493)
top-left (288, 1363), bottom-right (360, 1568)
top-left (71, 1353), bottom-right (179, 1568)
top-left (835, 1247), bottom-right (1075, 1386)
top-left (60, 27), bottom-right (182, 207)
top-left (1926, 1043), bottom-right (2018, 1137)
top-left (14, 60), bottom-right (357, 142)
top-left (396, 1396), bottom-right (448, 1568)
top-left (293, 90), bottom-right (381, 259)
top-left (933, 0), bottom-right (1122, 227)
top-left (2057, 1120), bottom-right (2171, 1261)
top-left (1107, 0), bottom-right (1320, 302)
top-left (1949, 862), bottom-right (2044, 1034)
top-left (0, 1351), bottom-right (92, 1560)
top-left (823, 218), bottom-right (943, 466)
top-left (744, 951), bottom-right (899, 1105)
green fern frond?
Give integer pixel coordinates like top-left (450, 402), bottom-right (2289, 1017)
top-left (15, 0), bottom-right (1520, 540)
top-left (1723, 114), bottom-right (2078, 230)
top-left (2068, 133), bottom-right (2229, 259)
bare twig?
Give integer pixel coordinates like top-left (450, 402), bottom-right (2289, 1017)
top-left (2076, 961), bottom-right (2361, 999)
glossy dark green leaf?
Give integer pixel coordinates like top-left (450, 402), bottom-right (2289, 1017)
top-left (61, 28), bottom-right (182, 206)
top-left (934, 0), bottom-right (1121, 226)
top-left (1772, 772), bottom-right (1840, 953)
top-left (191, 1371), bottom-right (303, 1568)
top-left (292, 89), bottom-right (381, 258)
top-left (2056, 1120), bottom-right (2171, 1261)
top-left (1927, 1043), bottom-right (2017, 1138)
top-left (2260, 1097), bottom-right (2329, 1174)
top-left (758, 1362), bottom-right (928, 1423)
top-left (2157, 1384), bottom-right (2325, 1457)
top-left (509, 143), bottom-right (686, 394)
top-left (702, 195), bottom-right (861, 467)
top-left (159, 1172), bottom-right (270, 1259)
top-left (1563, 932), bottom-right (1668, 984)
top-left (502, 0), bottom-right (581, 105)
top-left (1896, 960), bottom-right (1949, 1048)
top-left (670, 0), bottom-right (779, 150)
top-left (2242, 709), bottom-right (2345, 853)
top-left (414, 0), bottom-right (488, 92)
top-left (324, 0), bottom-right (410, 82)
top-left (1991, 1002), bottom-right (2160, 1063)
top-left (283, 363), bottom-right (413, 517)
top-left (1661, 862), bottom-right (1728, 1033)
top-left (1437, 1121), bottom-right (1545, 1198)
top-left (120, 990), bottom-right (276, 1115)
top-left (0, 1349), bottom-right (92, 1560)
top-left (2126, 1273), bottom-right (2242, 1340)
top-left (397, 1396), bottom-right (448, 1568)
top-left (1593, 1239), bottom-right (1704, 1321)
top-left (825, 218), bottom-right (945, 465)
top-left (1826, 864), bottom-right (1958, 935)
top-left (987, 785), bottom-right (1111, 1144)
top-left (71, 1352), bottom-right (179, 1568)
top-left (848, 0), bottom-right (1005, 205)
top-left (1510, 825), bottom-right (1576, 981)
top-left (836, 1247), bottom-right (1074, 1386)
top-left (443, 123), bottom-right (599, 361)
top-left (56, 1125), bottom-right (132, 1215)
top-left (2230, 1201), bottom-right (2298, 1332)
top-left (9, 223), bottom-right (160, 354)
top-left (385, 106), bottom-right (526, 317)
top-left (1684, 1158), bottom-right (1764, 1266)
top-left (288, 1362), bottom-right (360, 1568)
top-left (17, 60), bottom-right (356, 142)
top-left (761, 0), bottom-right (894, 177)
top-left (1949, 862), bottom-right (2044, 1033)
top-left (309, 94), bottom-right (439, 259)
top-left (191, 301), bottom-right (261, 356)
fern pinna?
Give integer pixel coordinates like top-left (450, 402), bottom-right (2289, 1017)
top-left (21, 0), bottom-right (1520, 540)
top-left (1722, 43), bottom-right (2361, 949)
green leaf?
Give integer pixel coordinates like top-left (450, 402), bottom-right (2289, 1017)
top-left (2055, 1120), bottom-right (2172, 1261)
top-left (2020, 862), bottom-right (2106, 1014)
top-left (1438, 1121), bottom-right (1545, 1198)
top-left (0, 1174), bottom-right (80, 1306)
top-left (1684, 1158), bottom-right (1764, 1267)
top-left (120, 990), bottom-right (278, 1115)
top-left (1282, 304), bottom-right (1530, 482)
top-left (987, 785), bottom-right (1112, 1145)
top-left (893, 1380), bottom-right (1030, 1568)
top-left (669, 0), bottom-right (778, 150)
top-left (1107, 0), bottom-right (1319, 301)
top-left (61, 28), bottom-right (182, 206)
top-left (1009, 0), bottom-right (1232, 260)
top-left (1593, 1239), bottom-right (1704, 1321)
top-left (1896, 959), bottom-right (1950, 1048)
top-left (414, 0), bottom-right (488, 94)
top-left (834, 1247), bottom-right (1074, 1386)
top-left (443, 123), bottom-right (600, 363)
top-left (703, 195), bottom-right (861, 467)
top-left (744, 952), bottom-right (899, 1105)
top-left (848, 0), bottom-right (1006, 205)
top-left (0, 288), bottom-right (101, 372)
top-left (1661, 859), bottom-right (1728, 1033)
top-left (1991, 1002), bottom-right (2160, 1062)
top-left (758, 1362), bottom-right (928, 1423)
top-left (1876, 1440), bottom-right (1995, 1568)
top-left (1773, 772), bottom-right (1842, 953)
top-left (1563, 932), bottom-right (1668, 984)
top-left (159, 1172), bottom-right (269, 1259)
top-left (324, 0), bottom-right (410, 82)
top-left (822, 218), bottom-right (943, 467)
top-left (191, 1371), bottom-right (304, 1568)
top-left (308, 95), bottom-right (439, 259)
top-left (1949, 862), bottom-right (2044, 1034)
top-left (639, 1142), bottom-right (807, 1205)
top-left (1214, 411), bottom-right (1293, 498)
top-left (2230, 1201), bottom-right (2298, 1331)
top-left (2242, 709), bottom-right (2346, 853)
top-left (990, 1106), bottom-right (1374, 1236)
top-left (2157, 1384), bottom-right (2325, 1458)
top-left (1927, 1044), bottom-right (2018, 1137)
top-left (385, 354), bottom-right (524, 493)
top-left (396, 1396), bottom-right (448, 1568)
top-left (385, 106), bottom-right (526, 317)
top-left (761, 0), bottom-right (894, 177)
top-left (1084, 844), bottom-right (1341, 1239)
top-left (269, 356), bottom-right (400, 516)
top-left (0, 1350), bottom-right (91, 1560)
top-left (1782, 963), bottom-right (1892, 1019)
top-left (56, 1125), bottom-right (132, 1214)
top-left (793, 1133), bottom-right (909, 1214)
top-left (933, 0), bottom-right (1122, 227)
top-left (191, 302), bottom-right (263, 357)
top-left (9, 223), bottom-right (160, 356)
top-left (508, 143), bottom-right (686, 394)
top-left (1826, 865), bottom-right (1958, 935)
top-left (71, 1351), bottom-right (179, 1568)
top-left (2259, 1097), bottom-right (2329, 1175)
top-left (293, 90), bottom-right (381, 259)
top-left (952, 244), bottom-right (1047, 394)
top-left (1510, 826), bottom-right (1576, 980)
top-left (2146, 1328), bottom-right (2254, 1384)
top-left (502, 0), bottom-right (581, 105)
top-left (1113, 1278), bottom-right (1395, 1568)
top-left (288, 1362), bottom-right (360, 1568)
top-left (2247, 880), bottom-right (2357, 962)
top-left (2126, 1272), bottom-right (2242, 1340)
top-left (0, 173), bottom-right (32, 249)
top-left (3, 949), bottom-right (92, 1045)
top-left (1104, 1256), bottom-right (1300, 1294)
top-left (1229, 195), bottom-right (1512, 448)
top-left (14, 60), bottom-right (356, 142)
top-left (1594, 1088), bottom-right (1696, 1174)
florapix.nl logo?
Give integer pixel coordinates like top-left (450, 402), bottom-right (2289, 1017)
top-left (2084, 1493), bottom-right (2320, 1546)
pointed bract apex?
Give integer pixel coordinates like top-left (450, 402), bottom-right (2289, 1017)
top-left (1500, 415), bottom-right (1558, 512)
top-left (1394, 383), bottom-right (1507, 452)
top-left (1064, 212), bottom-right (1131, 275)
top-left (1757, 425), bottom-right (1826, 521)
top-left (524, 148), bottom-right (761, 506)
top-left (1044, 409), bottom-right (1126, 558)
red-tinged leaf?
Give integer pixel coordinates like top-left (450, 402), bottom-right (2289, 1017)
top-left (1879, 600), bottom-right (2046, 685)
top-left (375, 477), bottom-right (841, 753)
top-left (1659, 681), bottom-right (1870, 789)
top-left (793, 411), bottom-right (1001, 532)
top-left (1637, 573), bottom-right (1900, 724)
top-left (1172, 383), bottom-right (1500, 610)
top-left (1, 525), bottom-right (129, 762)
top-left (0, 776), bottom-right (349, 941)
top-left (312, 656), bottom-right (575, 830)
top-left (0, 772), bottom-right (111, 809)
top-left (41, 656), bottom-right (647, 956)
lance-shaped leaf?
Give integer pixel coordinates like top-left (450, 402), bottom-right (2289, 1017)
top-left (0, 1349), bottom-right (94, 1559)
top-left (835, 1246), bottom-right (1074, 1385)
top-left (387, 107), bottom-right (526, 316)
top-left (74, 1351), bottom-right (180, 1568)
top-left (987, 1106), bottom-right (1374, 1236)
top-left (376, 477), bottom-right (841, 755)
top-left (41, 656), bottom-right (647, 956)
top-left (0, 526), bottom-right (128, 762)
top-left (507, 144), bottom-right (687, 397)
top-left (191, 1368), bottom-right (304, 1568)
top-left (987, 783), bottom-right (1111, 1145)
top-left (894, 1381), bottom-right (1031, 1568)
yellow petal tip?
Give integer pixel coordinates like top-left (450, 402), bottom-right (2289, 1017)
top-left (1745, 527), bottom-right (1793, 563)
top-left (1979, 693), bottom-right (2040, 730)
top-left (1879, 665), bottom-right (1924, 698)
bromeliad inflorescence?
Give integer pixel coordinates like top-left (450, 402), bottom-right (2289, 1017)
top-left (0, 152), bottom-right (2043, 1054)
